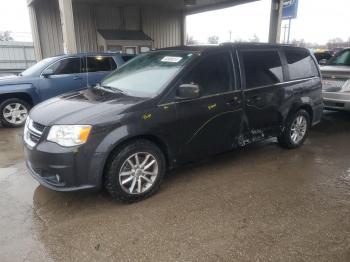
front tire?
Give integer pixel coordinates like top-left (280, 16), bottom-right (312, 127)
top-left (278, 109), bottom-right (310, 149)
top-left (0, 98), bottom-right (30, 128)
top-left (104, 140), bottom-right (166, 203)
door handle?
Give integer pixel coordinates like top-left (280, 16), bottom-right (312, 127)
top-left (246, 96), bottom-right (262, 104)
top-left (226, 96), bottom-right (241, 106)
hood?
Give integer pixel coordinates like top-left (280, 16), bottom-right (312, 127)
top-left (321, 65), bottom-right (350, 79)
top-left (30, 88), bottom-right (148, 126)
top-left (0, 74), bottom-right (34, 86)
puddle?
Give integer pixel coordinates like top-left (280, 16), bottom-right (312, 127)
top-left (0, 167), bottom-right (18, 181)
top-left (341, 168), bottom-right (350, 186)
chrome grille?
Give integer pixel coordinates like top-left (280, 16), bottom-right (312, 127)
top-left (32, 121), bottom-right (45, 133)
top-left (24, 118), bottom-right (46, 147)
top-left (322, 79), bottom-right (346, 91)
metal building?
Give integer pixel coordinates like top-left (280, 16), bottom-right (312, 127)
top-left (27, 0), bottom-right (283, 60)
top-left (0, 41), bottom-right (36, 76)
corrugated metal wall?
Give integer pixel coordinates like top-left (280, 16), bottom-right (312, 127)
top-left (0, 42), bottom-right (36, 74)
top-left (31, 0), bottom-right (183, 56)
top-left (72, 2), bottom-right (98, 52)
top-left (142, 7), bottom-right (182, 49)
top-left (34, 0), bottom-right (64, 57)
top-left (72, 2), bottom-right (183, 52)
top-left (95, 5), bottom-right (123, 30)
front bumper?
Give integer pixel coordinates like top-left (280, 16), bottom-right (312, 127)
top-left (24, 141), bottom-right (105, 192)
top-left (323, 91), bottom-right (350, 111)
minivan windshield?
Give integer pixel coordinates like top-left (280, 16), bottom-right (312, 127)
top-left (327, 49), bottom-right (350, 66)
top-left (21, 57), bottom-right (57, 76)
top-left (101, 51), bottom-right (195, 97)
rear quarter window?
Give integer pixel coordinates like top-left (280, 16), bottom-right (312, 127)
top-left (83, 56), bottom-right (116, 72)
top-left (241, 50), bottom-right (283, 89)
top-left (285, 49), bottom-right (319, 80)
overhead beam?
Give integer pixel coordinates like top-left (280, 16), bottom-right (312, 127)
top-left (268, 0), bottom-right (283, 43)
top-left (185, 0), bottom-right (259, 15)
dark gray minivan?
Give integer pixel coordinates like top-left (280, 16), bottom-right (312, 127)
top-left (24, 43), bottom-right (323, 202)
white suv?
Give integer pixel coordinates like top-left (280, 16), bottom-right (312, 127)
top-left (322, 48), bottom-right (350, 111)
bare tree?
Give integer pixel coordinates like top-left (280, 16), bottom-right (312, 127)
top-left (186, 35), bottom-right (198, 45)
top-left (327, 37), bottom-right (346, 49)
top-left (208, 35), bottom-right (219, 44)
top-left (0, 31), bottom-right (14, 41)
top-left (291, 38), bottom-right (306, 47)
top-left (249, 34), bottom-right (260, 43)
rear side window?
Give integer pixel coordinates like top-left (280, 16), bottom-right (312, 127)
top-left (285, 50), bottom-right (318, 80)
top-left (241, 50), bottom-right (283, 89)
top-left (122, 55), bottom-right (135, 62)
top-left (83, 56), bottom-right (116, 72)
top-left (182, 52), bottom-right (232, 96)
top-left (48, 58), bottom-right (81, 75)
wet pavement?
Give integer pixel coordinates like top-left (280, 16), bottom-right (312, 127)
top-left (0, 111), bottom-right (350, 262)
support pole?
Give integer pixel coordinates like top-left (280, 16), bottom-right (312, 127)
top-left (268, 0), bottom-right (283, 44)
top-left (180, 12), bottom-right (187, 46)
top-left (287, 18), bottom-right (292, 44)
top-left (28, 3), bottom-right (42, 60)
top-left (58, 0), bottom-right (77, 54)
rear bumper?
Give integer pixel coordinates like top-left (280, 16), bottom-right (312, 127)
top-left (323, 91), bottom-right (350, 111)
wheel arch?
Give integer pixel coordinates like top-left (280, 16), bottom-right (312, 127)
top-left (0, 92), bottom-right (35, 107)
top-left (100, 134), bottom-right (172, 187)
top-left (285, 101), bottom-right (314, 127)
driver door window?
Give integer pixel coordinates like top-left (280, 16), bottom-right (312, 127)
top-left (47, 58), bottom-right (81, 75)
top-left (182, 52), bottom-right (232, 97)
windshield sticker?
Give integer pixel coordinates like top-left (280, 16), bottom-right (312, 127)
top-left (161, 56), bottom-right (183, 63)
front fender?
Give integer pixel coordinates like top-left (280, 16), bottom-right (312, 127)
top-left (0, 84), bottom-right (40, 104)
top-left (91, 122), bottom-right (172, 187)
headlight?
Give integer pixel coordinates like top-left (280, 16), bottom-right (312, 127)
top-left (47, 125), bottom-right (92, 147)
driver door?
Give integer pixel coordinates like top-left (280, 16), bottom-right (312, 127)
top-left (39, 57), bottom-right (86, 100)
top-left (174, 51), bottom-right (244, 162)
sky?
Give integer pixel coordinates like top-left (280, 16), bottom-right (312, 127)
top-left (0, 0), bottom-right (349, 44)
top-left (187, 0), bottom-right (350, 44)
top-left (0, 0), bottom-right (31, 41)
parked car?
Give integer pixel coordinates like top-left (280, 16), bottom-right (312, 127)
top-left (313, 51), bottom-right (333, 65)
top-left (321, 48), bottom-right (350, 111)
top-left (24, 43), bottom-right (323, 202)
top-left (0, 52), bottom-right (131, 127)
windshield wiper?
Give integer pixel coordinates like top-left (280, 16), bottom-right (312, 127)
top-left (96, 84), bottom-right (128, 95)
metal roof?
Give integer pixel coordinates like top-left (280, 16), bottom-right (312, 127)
top-left (28, 0), bottom-right (259, 14)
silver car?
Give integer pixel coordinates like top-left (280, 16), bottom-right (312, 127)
top-left (322, 48), bottom-right (350, 111)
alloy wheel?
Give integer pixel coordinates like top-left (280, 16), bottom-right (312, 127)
top-left (3, 103), bottom-right (28, 125)
top-left (290, 115), bottom-right (307, 144)
top-left (119, 152), bottom-right (159, 195)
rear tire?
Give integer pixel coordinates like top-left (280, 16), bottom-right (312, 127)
top-left (278, 109), bottom-right (310, 149)
top-left (0, 98), bottom-right (30, 128)
top-left (104, 139), bottom-right (166, 203)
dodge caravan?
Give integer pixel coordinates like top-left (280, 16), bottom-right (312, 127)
top-left (24, 43), bottom-right (323, 202)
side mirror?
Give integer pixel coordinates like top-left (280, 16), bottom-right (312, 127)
top-left (319, 59), bottom-right (328, 65)
top-left (42, 68), bottom-right (54, 77)
top-left (176, 83), bottom-right (201, 100)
